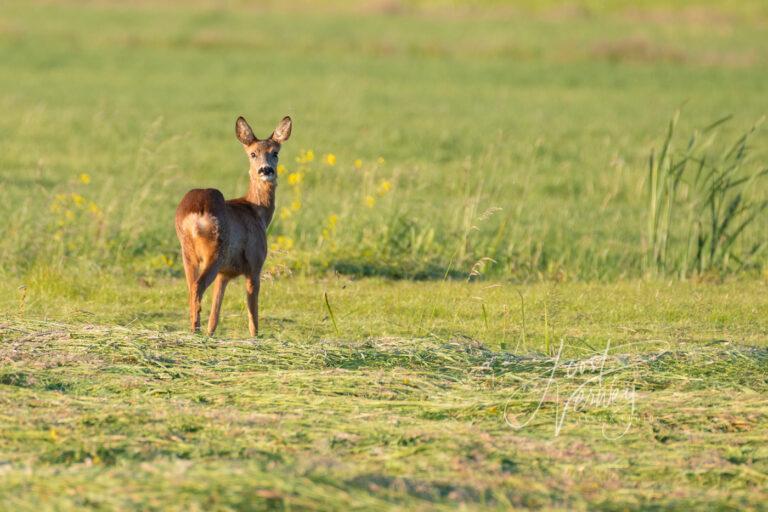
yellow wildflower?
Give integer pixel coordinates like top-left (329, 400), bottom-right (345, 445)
top-left (296, 149), bottom-right (315, 164)
top-left (276, 235), bottom-right (294, 250)
top-left (324, 153), bottom-right (336, 166)
top-left (79, 173), bottom-right (91, 185)
top-left (376, 156), bottom-right (385, 165)
top-left (287, 172), bottom-right (303, 186)
top-left (354, 159), bottom-right (363, 170)
top-left (290, 199), bottom-right (302, 211)
top-left (71, 193), bottom-right (84, 206)
top-left (327, 213), bottom-right (338, 228)
top-left (65, 210), bottom-right (75, 220)
top-left (277, 164), bottom-right (287, 176)
top-left (377, 180), bottom-right (392, 196)
top-left (364, 195), bottom-right (376, 208)
top-left (88, 202), bottom-right (102, 216)
top-left (280, 207), bottom-right (292, 220)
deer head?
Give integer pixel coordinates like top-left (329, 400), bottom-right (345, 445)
top-left (235, 116), bottom-right (292, 184)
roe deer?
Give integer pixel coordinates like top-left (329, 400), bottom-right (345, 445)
top-left (175, 115), bottom-right (292, 336)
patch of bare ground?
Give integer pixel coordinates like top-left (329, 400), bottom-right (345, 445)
top-left (591, 36), bottom-right (687, 64)
top-left (588, 36), bottom-right (760, 68)
top-left (621, 6), bottom-right (764, 28)
top-left (22, 0), bottom-right (526, 21)
top-left (540, 3), bottom-right (593, 22)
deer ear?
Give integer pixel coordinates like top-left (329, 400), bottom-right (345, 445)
top-left (235, 116), bottom-right (257, 145)
top-left (271, 116), bottom-right (292, 143)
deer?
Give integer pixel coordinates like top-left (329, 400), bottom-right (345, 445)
top-left (175, 115), bottom-right (292, 336)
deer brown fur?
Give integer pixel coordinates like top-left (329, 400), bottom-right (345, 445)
top-left (175, 115), bottom-right (292, 336)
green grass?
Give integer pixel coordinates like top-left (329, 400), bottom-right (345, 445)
top-left (1, 0), bottom-right (768, 281)
top-left (1, 1), bottom-right (768, 509)
top-left (3, 277), bottom-right (768, 351)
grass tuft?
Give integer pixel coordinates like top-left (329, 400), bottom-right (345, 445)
top-left (646, 113), bottom-right (768, 278)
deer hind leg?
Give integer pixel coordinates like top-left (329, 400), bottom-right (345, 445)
top-left (207, 274), bottom-right (230, 336)
top-left (245, 274), bottom-right (261, 337)
top-left (180, 246), bottom-right (200, 332)
top-left (189, 259), bottom-right (220, 333)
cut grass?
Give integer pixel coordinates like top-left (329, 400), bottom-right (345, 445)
top-left (1, 313), bottom-right (766, 510)
top-left (2, 269), bottom-right (767, 509)
top-left (2, 277), bottom-right (768, 509)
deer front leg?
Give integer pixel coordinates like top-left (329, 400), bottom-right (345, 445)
top-left (207, 274), bottom-right (229, 336)
top-left (245, 274), bottom-right (260, 336)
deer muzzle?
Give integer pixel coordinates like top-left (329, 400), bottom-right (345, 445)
top-left (258, 166), bottom-right (276, 181)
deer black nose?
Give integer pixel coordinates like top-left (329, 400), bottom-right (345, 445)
top-left (259, 166), bottom-right (275, 176)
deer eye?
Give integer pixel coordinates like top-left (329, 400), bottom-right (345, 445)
top-left (250, 152), bottom-right (256, 158)
top-left (272, 151), bottom-right (279, 158)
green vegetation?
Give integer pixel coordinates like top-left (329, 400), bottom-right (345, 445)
top-left (645, 114), bottom-right (768, 277)
top-left (1, 1), bottom-right (767, 510)
top-left (2, 0), bottom-right (768, 281)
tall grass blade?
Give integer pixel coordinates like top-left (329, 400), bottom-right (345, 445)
top-left (324, 292), bottom-right (339, 336)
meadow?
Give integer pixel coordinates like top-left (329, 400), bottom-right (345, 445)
top-left (1, 0), bottom-right (767, 510)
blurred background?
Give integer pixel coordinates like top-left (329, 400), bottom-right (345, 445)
top-left (1, 0), bottom-right (766, 292)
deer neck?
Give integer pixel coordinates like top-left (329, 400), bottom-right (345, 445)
top-left (245, 175), bottom-right (276, 226)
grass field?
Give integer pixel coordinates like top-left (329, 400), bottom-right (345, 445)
top-left (1, 0), bottom-right (768, 510)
